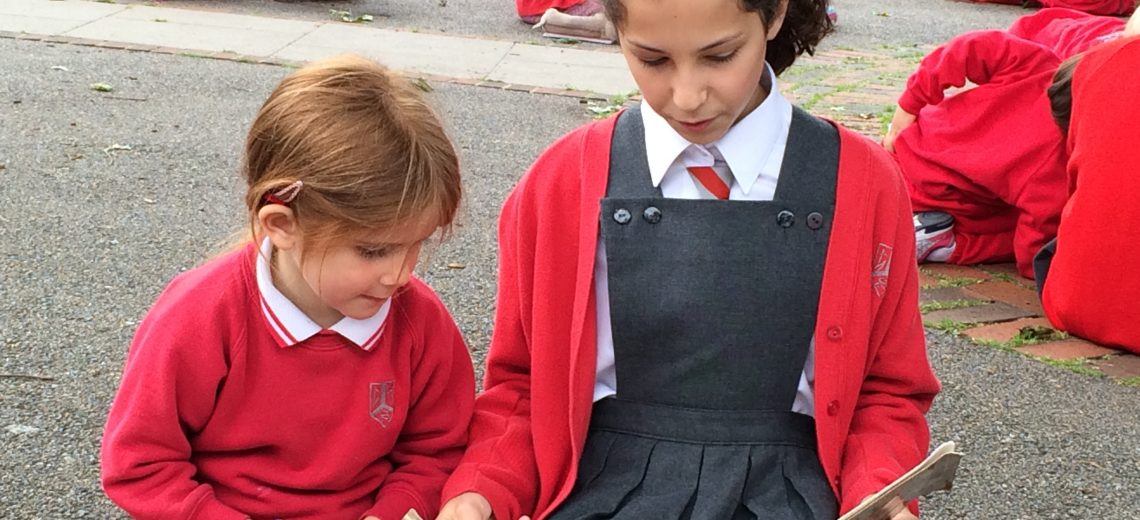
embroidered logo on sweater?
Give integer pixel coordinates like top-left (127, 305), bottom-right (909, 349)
top-left (872, 243), bottom-right (892, 297)
top-left (370, 381), bottom-right (395, 428)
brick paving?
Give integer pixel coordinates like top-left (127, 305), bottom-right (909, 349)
top-left (921, 263), bottom-right (1140, 385)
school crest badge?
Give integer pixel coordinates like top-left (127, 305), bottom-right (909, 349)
top-left (872, 243), bottom-right (892, 298)
top-left (370, 381), bottom-right (395, 428)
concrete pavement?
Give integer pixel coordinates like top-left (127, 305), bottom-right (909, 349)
top-left (1, 0), bottom-right (637, 96)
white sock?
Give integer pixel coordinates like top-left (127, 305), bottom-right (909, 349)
top-left (925, 240), bottom-right (956, 262)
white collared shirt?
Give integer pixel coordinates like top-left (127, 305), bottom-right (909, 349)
top-left (255, 238), bottom-right (391, 351)
top-left (592, 65), bottom-right (816, 416)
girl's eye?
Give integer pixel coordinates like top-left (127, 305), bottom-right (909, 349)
top-left (708, 50), bottom-right (738, 64)
top-left (357, 246), bottom-right (396, 259)
top-left (640, 57), bottom-right (668, 68)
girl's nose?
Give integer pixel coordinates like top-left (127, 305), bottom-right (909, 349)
top-left (672, 71), bottom-right (707, 114)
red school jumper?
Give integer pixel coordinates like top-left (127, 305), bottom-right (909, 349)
top-left (893, 30), bottom-right (1068, 279)
top-left (1008, 7), bottom-right (1127, 59)
top-left (1042, 36), bottom-right (1140, 353)
top-left (101, 242), bottom-right (475, 520)
top-left (440, 114), bottom-right (941, 518)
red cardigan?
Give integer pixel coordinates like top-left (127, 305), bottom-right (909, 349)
top-left (893, 30), bottom-right (1068, 279)
top-left (1042, 36), bottom-right (1140, 353)
top-left (101, 244), bottom-right (475, 520)
top-left (1008, 7), bottom-right (1126, 59)
top-left (441, 115), bottom-right (941, 518)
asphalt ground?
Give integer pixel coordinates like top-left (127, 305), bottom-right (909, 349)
top-left (1, 34), bottom-right (1138, 520)
top-left (113, 0), bottom-right (1029, 50)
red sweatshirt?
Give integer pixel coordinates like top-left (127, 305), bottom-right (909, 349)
top-left (893, 30), bottom-right (1068, 278)
top-left (1039, 0), bottom-right (1136, 16)
top-left (101, 243), bottom-right (475, 520)
top-left (1008, 8), bottom-right (1126, 59)
top-left (1043, 36), bottom-right (1140, 353)
top-left (440, 114), bottom-right (940, 519)
top-left (969, 1), bottom-right (1134, 16)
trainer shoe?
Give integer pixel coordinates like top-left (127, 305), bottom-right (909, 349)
top-left (914, 211), bottom-right (955, 262)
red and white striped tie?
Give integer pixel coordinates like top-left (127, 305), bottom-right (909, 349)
top-left (686, 163), bottom-right (731, 200)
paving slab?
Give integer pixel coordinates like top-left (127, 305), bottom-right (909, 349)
top-left (486, 43), bottom-right (636, 95)
top-left (920, 263), bottom-right (993, 283)
top-left (962, 317), bottom-right (1053, 344)
top-left (962, 280), bottom-right (1044, 315)
top-left (64, 5), bottom-right (319, 57)
top-left (0, 0), bottom-right (125, 35)
top-left (1017, 339), bottom-right (1120, 361)
top-left (273, 23), bottom-right (514, 79)
top-left (1091, 354), bottom-right (1140, 380)
top-left (919, 286), bottom-right (978, 305)
top-left (923, 302), bottom-right (1034, 327)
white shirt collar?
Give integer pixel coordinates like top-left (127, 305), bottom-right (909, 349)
top-left (641, 63), bottom-right (792, 196)
top-left (255, 239), bottom-right (390, 351)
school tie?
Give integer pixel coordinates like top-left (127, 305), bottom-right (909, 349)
top-left (686, 157), bottom-right (732, 200)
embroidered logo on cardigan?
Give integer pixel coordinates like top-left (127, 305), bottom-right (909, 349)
top-left (370, 381), bottom-right (395, 428)
top-left (873, 243), bottom-right (893, 297)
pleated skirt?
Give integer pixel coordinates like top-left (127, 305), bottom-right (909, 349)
top-left (546, 398), bottom-right (838, 520)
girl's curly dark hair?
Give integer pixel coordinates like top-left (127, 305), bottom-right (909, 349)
top-left (602, 0), bottom-right (834, 75)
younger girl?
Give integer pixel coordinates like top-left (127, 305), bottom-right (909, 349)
top-left (100, 55), bottom-right (475, 520)
top-left (440, 1), bottom-right (939, 519)
top-left (884, 30), bottom-right (1069, 279)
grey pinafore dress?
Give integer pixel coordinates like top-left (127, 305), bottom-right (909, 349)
top-left (546, 106), bottom-right (841, 520)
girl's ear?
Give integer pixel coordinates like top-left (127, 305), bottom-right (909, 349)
top-left (258, 205), bottom-right (301, 252)
top-left (765, 0), bottom-right (790, 41)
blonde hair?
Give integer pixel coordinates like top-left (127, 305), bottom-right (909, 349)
top-left (243, 54), bottom-right (460, 253)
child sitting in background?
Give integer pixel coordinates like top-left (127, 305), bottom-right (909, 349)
top-left (884, 30), bottom-right (1069, 279)
top-left (100, 55), bottom-right (475, 520)
top-left (1038, 23), bottom-right (1140, 352)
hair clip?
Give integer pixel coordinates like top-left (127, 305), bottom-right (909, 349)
top-left (263, 180), bottom-right (304, 206)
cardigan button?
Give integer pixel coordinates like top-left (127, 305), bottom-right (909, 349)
top-left (643, 206), bottom-right (662, 224)
top-left (777, 210), bottom-right (796, 228)
top-left (613, 208), bottom-right (632, 224)
top-left (807, 212), bottom-right (824, 230)
top-left (826, 325), bottom-right (843, 341)
top-left (827, 400), bottom-right (840, 416)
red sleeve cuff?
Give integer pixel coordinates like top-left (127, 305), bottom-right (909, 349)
top-left (364, 488), bottom-right (427, 520)
top-left (442, 465), bottom-right (524, 520)
top-left (839, 468), bottom-right (918, 516)
top-left (896, 92), bottom-right (925, 119)
top-left (188, 495), bottom-right (248, 520)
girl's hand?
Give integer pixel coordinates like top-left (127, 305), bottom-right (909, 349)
top-left (436, 492), bottom-right (493, 520)
top-left (881, 106), bottom-right (917, 153)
